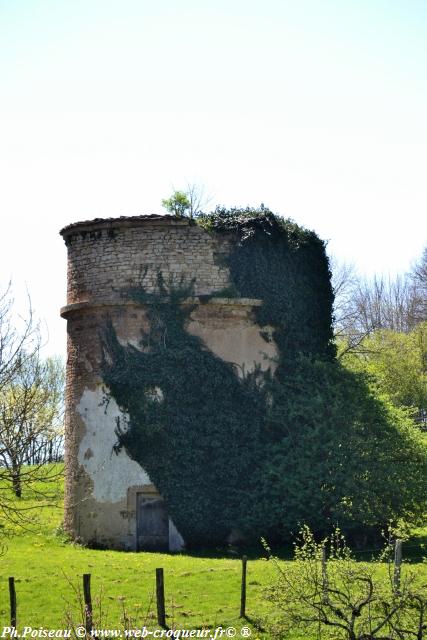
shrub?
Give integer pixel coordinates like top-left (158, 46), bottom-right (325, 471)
top-left (265, 527), bottom-right (427, 640)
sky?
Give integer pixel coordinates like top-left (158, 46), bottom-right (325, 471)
top-left (0, 0), bottom-right (426, 357)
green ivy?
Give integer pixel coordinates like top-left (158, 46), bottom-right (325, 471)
top-left (197, 206), bottom-right (336, 374)
top-left (100, 209), bottom-right (427, 547)
top-left (102, 273), bottom-right (266, 546)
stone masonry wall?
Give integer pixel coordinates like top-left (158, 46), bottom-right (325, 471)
top-left (63, 216), bottom-right (234, 305)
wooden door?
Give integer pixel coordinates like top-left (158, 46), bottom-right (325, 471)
top-left (136, 494), bottom-right (169, 551)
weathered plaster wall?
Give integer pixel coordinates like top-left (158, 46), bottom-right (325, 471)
top-left (75, 385), bottom-right (184, 551)
top-left (62, 303), bottom-right (162, 550)
top-left (61, 215), bottom-right (278, 550)
top-left (188, 300), bottom-right (277, 376)
top-left (77, 388), bottom-right (150, 503)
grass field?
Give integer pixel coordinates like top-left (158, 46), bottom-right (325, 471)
top-left (0, 466), bottom-right (426, 637)
top-left (0, 467), bottom-right (277, 632)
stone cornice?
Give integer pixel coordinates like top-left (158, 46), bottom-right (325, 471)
top-left (60, 297), bottom-right (262, 318)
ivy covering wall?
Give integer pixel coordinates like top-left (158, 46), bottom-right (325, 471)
top-left (198, 207), bottom-right (336, 372)
top-left (101, 208), bottom-right (427, 547)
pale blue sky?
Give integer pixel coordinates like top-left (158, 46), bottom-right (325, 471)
top-left (0, 0), bottom-right (426, 356)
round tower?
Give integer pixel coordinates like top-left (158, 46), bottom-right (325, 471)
top-left (60, 215), bottom-right (277, 550)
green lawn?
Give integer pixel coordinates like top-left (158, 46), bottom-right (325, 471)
top-left (0, 468), bottom-right (277, 632)
top-left (0, 466), bottom-right (426, 638)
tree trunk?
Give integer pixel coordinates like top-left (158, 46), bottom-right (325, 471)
top-left (12, 471), bottom-right (22, 498)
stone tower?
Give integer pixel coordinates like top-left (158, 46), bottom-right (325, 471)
top-left (60, 215), bottom-right (277, 550)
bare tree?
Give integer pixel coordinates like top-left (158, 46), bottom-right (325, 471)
top-left (22, 356), bottom-right (64, 466)
top-left (409, 245), bottom-right (427, 326)
top-left (330, 258), bottom-right (366, 353)
top-left (185, 182), bottom-right (212, 218)
top-left (0, 283), bottom-right (40, 393)
top-left (330, 249), bottom-right (427, 358)
top-left (350, 274), bottom-right (417, 334)
top-left (265, 527), bottom-right (427, 640)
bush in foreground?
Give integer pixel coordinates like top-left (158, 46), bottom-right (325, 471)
top-left (265, 526), bottom-right (427, 640)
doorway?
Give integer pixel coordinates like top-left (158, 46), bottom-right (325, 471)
top-left (136, 493), bottom-right (169, 551)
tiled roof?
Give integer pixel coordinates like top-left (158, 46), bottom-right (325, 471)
top-left (60, 214), bottom-right (184, 235)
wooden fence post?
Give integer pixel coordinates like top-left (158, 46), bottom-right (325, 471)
top-left (8, 577), bottom-right (17, 628)
top-left (321, 545), bottom-right (329, 603)
top-left (156, 568), bottom-right (166, 628)
top-left (83, 573), bottom-right (93, 632)
top-left (240, 555), bottom-right (247, 618)
top-left (393, 540), bottom-right (402, 593)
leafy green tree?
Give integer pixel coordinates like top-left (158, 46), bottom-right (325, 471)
top-left (243, 357), bottom-right (427, 542)
top-left (161, 190), bottom-right (191, 218)
top-left (340, 322), bottom-right (427, 416)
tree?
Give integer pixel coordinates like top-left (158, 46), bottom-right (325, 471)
top-left (334, 271), bottom-right (418, 339)
top-left (410, 245), bottom-right (427, 325)
top-left (161, 190), bottom-right (191, 218)
top-left (331, 254), bottom-right (427, 426)
top-left (341, 323), bottom-right (427, 417)
top-left (0, 285), bottom-right (64, 527)
top-left (248, 356), bottom-right (427, 542)
top-left (330, 246), bottom-right (427, 351)
top-left (352, 274), bottom-right (420, 334)
top-left (0, 354), bottom-right (64, 497)
top-left (330, 258), bottom-right (367, 353)
top-left (265, 527), bottom-right (427, 640)
top-left (0, 283), bottom-right (40, 393)
top-left (185, 183), bottom-right (211, 218)
top-left (161, 183), bottom-right (212, 218)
